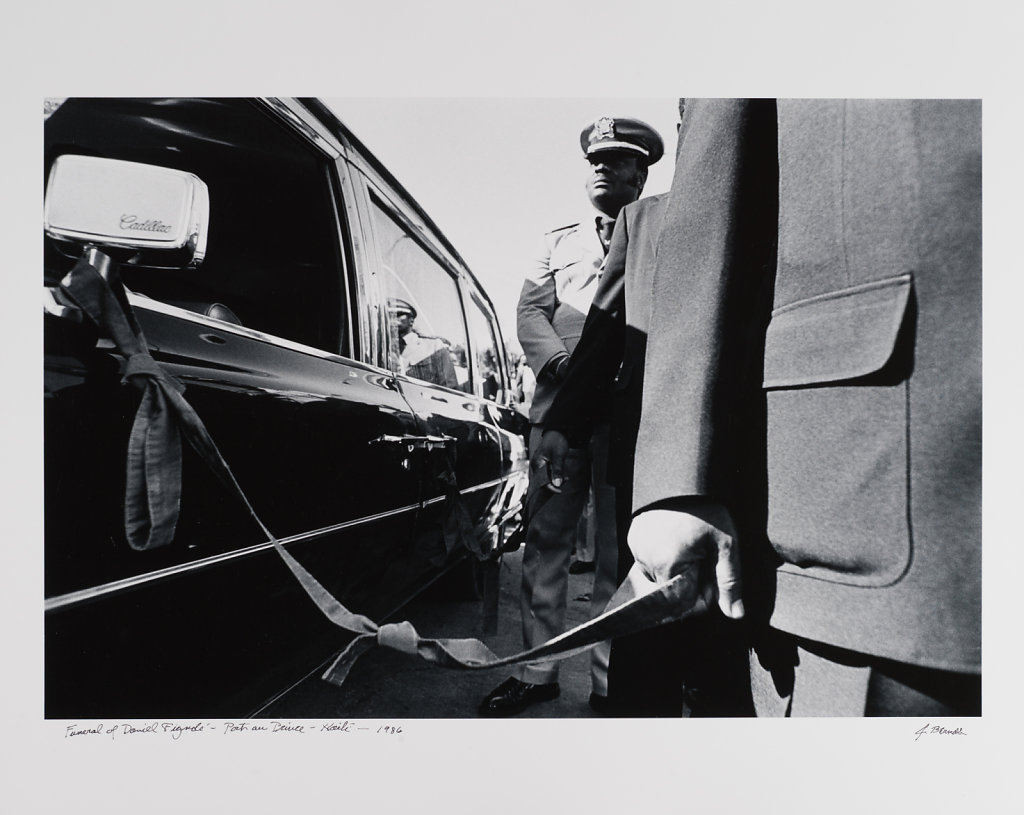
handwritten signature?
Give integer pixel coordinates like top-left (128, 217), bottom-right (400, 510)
top-left (64, 720), bottom-right (403, 740)
top-left (914, 723), bottom-right (968, 742)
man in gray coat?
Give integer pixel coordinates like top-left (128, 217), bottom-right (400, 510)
top-left (629, 98), bottom-right (980, 715)
top-left (480, 116), bottom-right (663, 716)
top-left (536, 184), bottom-right (754, 717)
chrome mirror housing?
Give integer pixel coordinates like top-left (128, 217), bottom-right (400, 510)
top-left (44, 154), bottom-right (209, 269)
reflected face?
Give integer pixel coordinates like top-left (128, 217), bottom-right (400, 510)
top-left (391, 309), bottom-right (414, 337)
top-left (585, 150), bottom-right (645, 215)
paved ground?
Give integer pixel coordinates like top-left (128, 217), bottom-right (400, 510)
top-left (259, 545), bottom-right (602, 719)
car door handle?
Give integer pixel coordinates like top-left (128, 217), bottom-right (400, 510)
top-left (369, 434), bottom-right (456, 452)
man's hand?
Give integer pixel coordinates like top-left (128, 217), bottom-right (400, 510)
top-left (627, 504), bottom-right (744, 619)
top-left (531, 430), bottom-right (570, 492)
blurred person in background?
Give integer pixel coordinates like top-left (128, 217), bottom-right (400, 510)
top-left (513, 352), bottom-right (536, 420)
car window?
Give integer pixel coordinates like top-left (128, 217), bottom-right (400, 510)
top-left (465, 291), bottom-right (505, 403)
top-left (44, 98), bottom-right (349, 355)
top-left (370, 194), bottom-right (471, 392)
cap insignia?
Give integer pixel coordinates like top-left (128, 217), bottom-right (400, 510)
top-left (593, 117), bottom-right (615, 142)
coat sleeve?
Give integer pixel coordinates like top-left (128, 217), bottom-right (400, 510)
top-left (631, 99), bottom-right (778, 514)
top-left (516, 231), bottom-right (571, 378)
top-left (542, 214), bottom-right (628, 447)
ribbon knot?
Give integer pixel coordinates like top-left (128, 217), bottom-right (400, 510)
top-left (122, 353), bottom-right (185, 393)
top-left (377, 621), bottom-right (420, 654)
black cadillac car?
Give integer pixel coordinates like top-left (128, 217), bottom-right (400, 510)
top-left (43, 98), bottom-right (527, 719)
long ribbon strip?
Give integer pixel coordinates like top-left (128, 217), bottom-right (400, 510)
top-left (321, 563), bottom-right (704, 685)
top-left (55, 251), bottom-right (707, 688)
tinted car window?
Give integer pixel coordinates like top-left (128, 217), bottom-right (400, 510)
top-left (44, 98), bottom-right (348, 355)
top-left (466, 290), bottom-right (505, 403)
top-left (370, 193), bottom-right (470, 391)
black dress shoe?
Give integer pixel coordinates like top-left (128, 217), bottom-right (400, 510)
top-left (479, 677), bottom-right (560, 717)
top-left (568, 559), bottom-right (595, 574)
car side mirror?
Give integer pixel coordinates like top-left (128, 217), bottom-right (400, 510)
top-left (44, 154), bottom-right (209, 269)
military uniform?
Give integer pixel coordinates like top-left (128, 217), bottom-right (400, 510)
top-left (514, 211), bottom-right (619, 694)
top-left (399, 330), bottom-right (458, 389)
top-left (490, 117), bottom-right (664, 707)
top-left (388, 297), bottom-right (460, 390)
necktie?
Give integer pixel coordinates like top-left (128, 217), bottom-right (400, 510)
top-left (598, 216), bottom-right (615, 252)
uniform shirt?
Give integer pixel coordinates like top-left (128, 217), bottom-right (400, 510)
top-left (399, 330), bottom-right (459, 390)
top-left (516, 210), bottom-right (610, 424)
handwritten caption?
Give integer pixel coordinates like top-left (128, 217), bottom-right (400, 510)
top-left (64, 720), bottom-right (404, 741)
top-left (914, 723), bottom-right (967, 742)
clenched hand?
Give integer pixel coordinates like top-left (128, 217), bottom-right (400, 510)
top-left (627, 504), bottom-right (745, 619)
top-left (531, 429), bottom-right (570, 492)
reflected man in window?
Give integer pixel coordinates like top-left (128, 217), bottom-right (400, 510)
top-left (389, 298), bottom-right (459, 390)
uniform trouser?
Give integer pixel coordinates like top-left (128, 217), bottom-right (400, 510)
top-left (574, 489), bottom-right (596, 563)
top-left (749, 630), bottom-right (982, 717)
top-left (516, 423), bottom-right (618, 691)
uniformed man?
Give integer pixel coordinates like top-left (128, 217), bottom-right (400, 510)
top-left (479, 117), bottom-right (663, 716)
top-left (388, 297), bottom-right (459, 389)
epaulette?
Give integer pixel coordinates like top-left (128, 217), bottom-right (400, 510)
top-left (545, 221), bottom-right (580, 236)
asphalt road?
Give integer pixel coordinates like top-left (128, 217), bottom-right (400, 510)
top-left (256, 545), bottom-right (602, 719)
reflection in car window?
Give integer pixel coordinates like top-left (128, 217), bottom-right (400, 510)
top-left (371, 194), bottom-right (470, 392)
top-left (466, 291), bottom-right (505, 403)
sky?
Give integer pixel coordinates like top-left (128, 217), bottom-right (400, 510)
top-left (326, 98), bottom-right (681, 352)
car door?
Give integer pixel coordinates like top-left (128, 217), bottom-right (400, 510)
top-left (43, 98), bottom-right (434, 717)
top-left (460, 283), bottom-right (530, 553)
top-left (360, 186), bottom-right (512, 567)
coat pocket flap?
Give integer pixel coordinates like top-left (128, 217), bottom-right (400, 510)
top-left (763, 274), bottom-right (912, 389)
